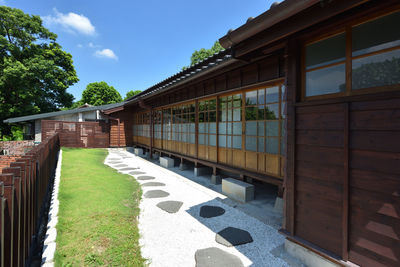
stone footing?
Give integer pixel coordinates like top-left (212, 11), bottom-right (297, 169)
top-left (134, 148), bottom-right (143, 156)
top-left (274, 197), bottom-right (284, 214)
top-left (222, 178), bottom-right (254, 203)
top-left (211, 175), bottom-right (222, 185)
top-left (179, 162), bottom-right (191, 171)
top-left (194, 167), bottom-right (212, 177)
top-left (126, 147), bottom-right (134, 153)
top-left (152, 153), bottom-right (159, 160)
top-left (160, 156), bottom-right (174, 168)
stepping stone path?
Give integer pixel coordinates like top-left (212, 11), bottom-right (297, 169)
top-left (137, 175), bottom-right (155, 180)
top-left (215, 227), bottom-right (253, 247)
top-left (195, 247), bottom-right (243, 267)
top-left (119, 167), bottom-right (139, 171)
top-left (144, 190), bottom-right (170, 198)
top-left (114, 164), bottom-right (128, 167)
top-left (130, 171), bottom-right (146, 175)
top-left (199, 205), bottom-right (225, 218)
top-left (142, 182), bottom-right (165, 187)
top-left (156, 201), bottom-right (183, 213)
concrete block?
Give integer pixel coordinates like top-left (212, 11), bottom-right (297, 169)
top-left (144, 151), bottom-right (150, 158)
top-left (152, 153), bottom-right (159, 160)
top-left (126, 147), bottom-right (134, 153)
top-left (222, 178), bottom-right (254, 203)
top-left (179, 162), bottom-right (190, 171)
top-left (211, 175), bottom-right (222, 185)
top-left (274, 197), bottom-right (284, 214)
top-left (284, 239), bottom-right (340, 267)
top-left (160, 157), bottom-right (174, 168)
top-left (194, 167), bottom-right (212, 177)
top-left (134, 148), bottom-right (143, 156)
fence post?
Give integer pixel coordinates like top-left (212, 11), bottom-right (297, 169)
top-left (0, 182), bottom-right (5, 267)
top-left (2, 167), bottom-right (22, 267)
top-left (0, 173), bottom-right (15, 267)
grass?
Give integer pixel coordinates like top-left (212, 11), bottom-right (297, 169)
top-left (54, 148), bottom-right (146, 266)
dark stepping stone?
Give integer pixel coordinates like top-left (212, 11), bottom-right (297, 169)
top-left (119, 167), bottom-right (139, 171)
top-left (200, 205), bottom-right (225, 218)
top-left (137, 175), bottom-right (155, 180)
top-left (215, 227), bottom-right (253, 247)
top-left (156, 201), bottom-right (183, 213)
top-left (195, 247), bottom-right (243, 267)
top-left (114, 164), bottom-right (128, 167)
top-left (144, 190), bottom-right (169, 198)
top-left (142, 182), bottom-right (165, 187)
top-left (108, 158), bottom-right (120, 160)
top-left (129, 171), bottom-right (146, 175)
top-left (109, 161), bottom-right (122, 163)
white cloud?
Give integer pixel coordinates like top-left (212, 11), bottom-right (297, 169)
top-left (43, 8), bottom-right (95, 35)
top-left (94, 49), bottom-right (118, 60)
top-left (0, 0), bottom-right (6, 5)
top-left (88, 42), bottom-right (100, 48)
top-left (77, 44), bottom-right (83, 48)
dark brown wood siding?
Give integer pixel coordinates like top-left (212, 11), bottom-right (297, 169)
top-left (292, 96), bottom-right (400, 266)
top-left (42, 120), bottom-right (110, 148)
top-left (109, 110), bottom-right (133, 147)
top-left (348, 98), bottom-right (400, 267)
top-left (294, 103), bottom-right (346, 257)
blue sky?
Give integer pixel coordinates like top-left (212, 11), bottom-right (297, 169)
top-left (4, 0), bottom-right (279, 101)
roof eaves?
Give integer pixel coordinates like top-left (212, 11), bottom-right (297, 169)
top-left (125, 49), bottom-right (234, 105)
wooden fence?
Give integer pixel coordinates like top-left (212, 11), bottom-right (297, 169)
top-left (0, 133), bottom-right (60, 266)
top-left (42, 120), bottom-right (110, 148)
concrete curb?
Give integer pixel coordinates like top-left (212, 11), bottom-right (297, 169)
top-left (41, 149), bottom-right (62, 266)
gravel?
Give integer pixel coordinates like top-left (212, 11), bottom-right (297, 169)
top-left (105, 149), bottom-right (294, 267)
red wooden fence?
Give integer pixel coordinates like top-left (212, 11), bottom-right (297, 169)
top-left (0, 133), bottom-right (60, 266)
top-left (42, 120), bottom-right (110, 148)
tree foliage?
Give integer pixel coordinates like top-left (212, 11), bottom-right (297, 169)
top-left (0, 6), bottom-right (78, 137)
top-left (124, 90), bottom-right (141, 100)
top-left (81, 81), bottom-right (122, 106)
top-left (182, 41), bottom-right (224, 70)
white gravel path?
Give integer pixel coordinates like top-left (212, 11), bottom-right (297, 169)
top-left (105, 149), bottom-right (293, 267)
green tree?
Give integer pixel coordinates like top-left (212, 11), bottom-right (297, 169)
top-left (182, 41), bottom-right (224, 70)
top-left (81, 81), bottom-right (122, 106)
top-left (0, 6), bottom-right (78, 137)
top-left (124, 90), bottom-right (141, 100)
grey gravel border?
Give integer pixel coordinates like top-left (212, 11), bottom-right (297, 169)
top-left (41, 149), bottom-right (62, 266)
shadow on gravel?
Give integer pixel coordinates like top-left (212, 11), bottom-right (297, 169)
top-left (186, 198), bottom-right (304, 267)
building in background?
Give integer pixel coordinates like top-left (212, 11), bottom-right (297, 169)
top-left (4, 102), bottom-right (123, 142)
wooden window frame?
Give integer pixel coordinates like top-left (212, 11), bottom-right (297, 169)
top-left (302, 9), bottom-right (400, 101)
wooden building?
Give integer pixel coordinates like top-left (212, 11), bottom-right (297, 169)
top-left (110, 1), bottom-right (400, 266)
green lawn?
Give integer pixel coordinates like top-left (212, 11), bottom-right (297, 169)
top-left (55, 148), bottom-right (146, 266)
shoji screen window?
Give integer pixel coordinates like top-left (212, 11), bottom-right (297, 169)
top-left (198, 99), bottom-right (217, 161)
top-left (153, 110), bottom-right (162, 148)
top-left (219, 94), bottom-right (242, 149)
top-left (162, 108), bottom-right (172, 150)
top-left (245, 85), bottom-right (284, 177)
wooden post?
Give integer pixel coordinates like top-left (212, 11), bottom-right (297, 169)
top-left (342, 102), bottom-right (349, 260)
top-left (150, 109), bottom-right (153, 157)
top-left (3, 167), bottom-right (22, 267)
top-left (0, 173), bottom-right (15, 267)
top-left (117, 118), bottom-right (121, 147)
